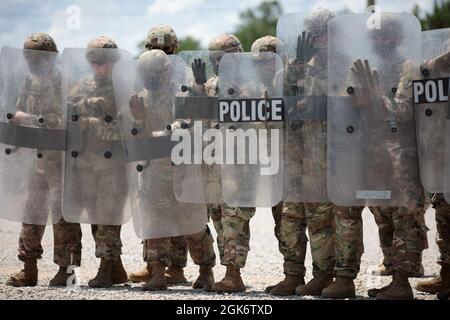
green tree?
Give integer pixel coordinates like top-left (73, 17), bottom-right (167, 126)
top-left (178, 36), bottom-right (202, 51)
top-left (413, 0), bottom-right (450, 30)
top-left (233, 0), bottom-right (283, 52)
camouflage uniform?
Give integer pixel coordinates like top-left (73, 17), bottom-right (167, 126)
top-left (134, 50), bottom-right (216, 270)
top-left (366, 38), bottom-right (429, 277)
top-left (67, 38), bottom-right (128, 264)
top-left (202, 34), bottom-right (256, 269)
top-left (15, 33), bottom-right (82, 268)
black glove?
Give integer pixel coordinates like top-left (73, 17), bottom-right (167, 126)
top-left (296, 31), bottom-right (318, 64)
top-left (192, 58), bottom-right (207, 85)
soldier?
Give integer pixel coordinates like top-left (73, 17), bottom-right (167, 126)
top-left (124, 49), bottom-right (215, 291)
top-left (189, 34), bottom-right (258, 292)
top-left (414, 47), bottom-right (450, 296)
top-left (66, 36), bottom-right (129, 288)
top-left (342, 16), bottom-right (428, 300)
top-left (128, 24), bottom-right (216, 287)
top-left (5, 33), bottom-right (82, 287)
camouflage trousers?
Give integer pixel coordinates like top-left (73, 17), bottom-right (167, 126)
top-left (142, 236), bottom-right (188, 268)
top-left (369, 201), bottom-right (429, 275)
top-left (431, 193), bottom-right (450, 266)
top-left (91, 224), bottom-right (123, 263)
top-left (273, 202), bottom-right (335, 277)
top-left (18, 218), bottom-right (82, 267)
top-left (209, 204), bottom-right (255, 268)
top-left (144, 226), bottom-right (216, 268)
top-left (333, 206), bottom-right (365, 279)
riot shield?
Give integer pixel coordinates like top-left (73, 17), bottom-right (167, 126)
top-left (327, 13), bottom-right (422, 207)
top-left (172, 50), bottom-right (223, 204)
top-left (113, 51), bottom-right (208, 239)
top-left (62, 47), bottom-right (132, 225)
top-left (416, 29), bottom-right (450, 193)
top-left (0, 47), bottom-right (65, 225)
top-left (277, 12), bottom-right (330, 202)
top-left (218, 51), bottom-right (284, 207)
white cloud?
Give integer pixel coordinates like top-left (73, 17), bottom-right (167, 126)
top-left (147, 0), bottom-right (205, 14)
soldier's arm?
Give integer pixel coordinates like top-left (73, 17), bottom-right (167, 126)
top-left (422, 51), bottom-right (450, 76)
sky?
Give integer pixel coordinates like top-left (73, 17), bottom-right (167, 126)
top-left (0, 0), bottom-right (436, 56)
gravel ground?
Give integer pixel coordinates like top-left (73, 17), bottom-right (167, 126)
top-left (0, 207), bottom-right (440, 300)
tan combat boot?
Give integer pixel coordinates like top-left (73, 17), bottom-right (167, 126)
top-left (49, 266), bottom-right (74, 287)
top-left (321, 277), bottom-right (356, 299)
top-left (6, 258), bottom-right (38, 287)
top-left (376, 271), bottom-right (413, 300)
top-left (88, 258), bottom-right (113, 288)
top-left (142, 261), bottom-right (167, 291)
top-left (415, 263), bottom-right (450, 294)
top-left (111, 256), bottom-right (128, 285)
top-left (295, 273), bottom-right (333, 296)
top-left (165, 265), bottom-right (187, 285)
top-left (193, 266), bottom-right (214, 290)
top-left (128, 264), bottom-right (152, 283)
top-left (211, 265), bottom-right (246, 293)
top-left (266, 275), bottom-right (305, 296)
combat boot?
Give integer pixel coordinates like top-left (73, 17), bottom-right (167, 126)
top-left (295, 273), bottom-right (333, 296)
top-left (142, 261), bottom-right (167, 291)
top-left (6, 258), bottom-right (38, 287)
top-left (128, 264), bottom-right (152, 283)
top-left (376, 271), bottom-right (413, 300)
top-left (267, 275), bottom-right (305, 296)
top-left (111, 256), bottom-right (128, 284)
top-left (415, 263), bottom-right (450, 294)
top-left (321, 277), bottom-right (356, 299)
top-left (165, 265), bottom-right (187, 285)
top-left (193, 266), bottom-right (214, 290)
top-left (211, 265), bottom-right (246, 293)
top-left (368, 284), bottom-right (391, 298)
top-left (88, 258), bottom-right (113, 288)
top-left (49, 266), bottom-right (75, 287)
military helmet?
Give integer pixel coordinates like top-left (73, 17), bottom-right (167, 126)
top-left (144, 24), bottom-right (179, 53)
top-left (86, 36), bottom-right (120, 64)
top-left (208, 34), bottom-right (243, 53)
top-left (23, 32), bottom-right (58, 52)
top-left (304, 7), bottom-right (336, 38)
top-left (251, 36), bottom-right (283, 54)
top-left (137, 49), bottom-right (172, 85)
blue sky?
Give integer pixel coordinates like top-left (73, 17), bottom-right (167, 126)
top-left (0, 0), bottom-right (435, 55)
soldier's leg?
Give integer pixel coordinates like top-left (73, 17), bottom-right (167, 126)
top-left (416, 193), bottom-right (450, 294)
top-left (185, 225), bottom-right (216, 289)
top-left (268, 202), bottom-right (307, 296)
top-left (6, 224), bottom-right (45, 287)
top-left (376, 205), bottom-right (427, 300)
top-left (209, 204), bottom-right (224, 264)
top-left (211, 206), bottom-right (255, 292)
top-left (7, 170), bottom-right (49, 287)
top-left (128, 240), bottom-right (151, 283)
top-left (88, 225), bottom-right (125, 287)
top-left (49, 218), bottom-right (82, 286)
top-left (296, 202), bottom-right (335, 296)
top-left (166, 236), bottom-right (188, 284)
top-left (142, 238), bottom-right (171, 291)
top-left (322, 206), bottom-right (364, 299)
top-left (369, 206), bottom-right (395, 275)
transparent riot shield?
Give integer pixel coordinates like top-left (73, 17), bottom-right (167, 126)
top-left (416, 29), bottom-right (450, 193)
top-left (62, 47), bottom-right (132, 225)
top-left (277, 12), bottom-right (330, 202)
top-left (327, 13), bottom-right (422, 207)
top-left (0, 47), bottom-right (66, 225)
top-left (218, 51), bottom-right (284, 207)
top-left (113, 51), bottom-right (208, 239)
top-left (172, 50), bottom-right (224, 204)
